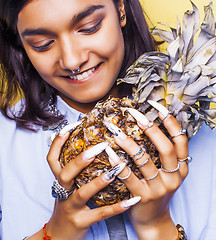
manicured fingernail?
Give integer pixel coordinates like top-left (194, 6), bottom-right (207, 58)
top-left (121, 196), bottom-right (141, 208)
top-left (59, 121), bottom-right (82, 136)
top-left (147, 100), bottom-right (169, 117)
top-left (102, 163), bottom-right (126, 181)
top-left (105, 146), bottom-right (120, 164)
top-left (83, 142), bottom-right (109, 160)
top-left (126, 108), bottom-right (149, 126)
top-left (103, 121), bottom-right (127, 140)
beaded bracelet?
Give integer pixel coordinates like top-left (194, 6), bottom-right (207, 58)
top-left (43, 223), bottom-right (51, 240)
top-left (176, 224), bottom-right (187, 240)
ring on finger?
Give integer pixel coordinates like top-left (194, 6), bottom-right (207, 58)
top-left (143, 121), bottom-right (154, 132)
top-left (134, 150), bottom-right (146, 161)
top-left (178, 156), bottom-right (192, 163)
top-left (171, 128), bottom-right (186, 140)
top-left (161, 162), bottom-right (180, 173)
top-left (118, 166), bottom-right (132, 180)
top-left (144, 169), bottom-right (159, 181)
top-left (137, 156), bottom-right (150, 168)
top-left (130, 146), bottom-right (142, 158)
top-left (51, 180), bottom-right (75, 200)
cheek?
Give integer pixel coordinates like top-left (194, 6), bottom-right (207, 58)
top-left (24, 47), bottom-right (55, 81)
top-left (91, 20), bottom-right (125, 66)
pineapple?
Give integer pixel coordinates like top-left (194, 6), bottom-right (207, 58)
top-left (60, 1), bottom-right (216, 206)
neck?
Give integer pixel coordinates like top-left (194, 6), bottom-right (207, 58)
top-left (59, 85), bottom-right (119, 114)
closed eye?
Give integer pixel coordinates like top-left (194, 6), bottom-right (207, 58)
top-left (78, 18), bottom-right (102, 34)
top-left (32, 40), bottom-right (55, 52)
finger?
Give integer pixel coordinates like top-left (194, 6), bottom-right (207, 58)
top-left (148, 100), bottom-right (188, 160)
top-left (71, 162), bottom-right (126, 208)
top-left (104, 122), bottom-right (158, 180)
top-left (126, 108), bottom-right (178, 171)
top-left (59, 142), bottom-right (109, 189)
top-left (105, 146), bottom-right (151, 195)
top-left (47, 132), bottom-right (70, 178)
top-left (86, 196), bottom-right (141, 224)
top-left (148, 101), bottom-right (189, 180)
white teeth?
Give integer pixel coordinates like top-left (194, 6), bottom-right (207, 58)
top-left (82, 72), bottom-right (89, 78)
top-left (77, 74), bottom-right (83, 80)
top-left (87, 70), bottom-right (93, 75)
top-left (67, 66), bottom-right (96, 81)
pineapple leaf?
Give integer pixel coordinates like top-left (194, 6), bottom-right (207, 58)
top-left (118, 1), bottom-right (216, 135)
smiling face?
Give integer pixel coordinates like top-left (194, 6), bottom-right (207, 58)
top-left (17, 0), bottom-right (125, 112)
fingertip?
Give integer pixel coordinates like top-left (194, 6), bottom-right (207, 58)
top-left (120, 196), bottom-right (142, 209)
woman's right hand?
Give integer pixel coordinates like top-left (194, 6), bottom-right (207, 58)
top-left (29, 132), bottom-right (139, 240)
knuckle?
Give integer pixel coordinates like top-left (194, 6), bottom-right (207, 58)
top-left (167, 176), bottom-right (181, 192)
top-left (156, 185), bottom-right (167, 197)
top-left (46, 154), bottom-right (51, 163)
top-left (59, 170), bottom-right (70, 183)
top-left (161, 144), bottom-right (174, 157)
top-left (99, 208), bottom-right (108, 219)
top-left (71, 216), bottom-right (84, 229)
top-left (74, 188), bottom-right (85, 203)
top-left (181, 166), bottom-right (189, 179)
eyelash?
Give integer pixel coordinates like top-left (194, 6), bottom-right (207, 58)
top-left (33, 40), bottom-right (54, 52)
top-left (79, 19), bottom-right (102, 34)
top-left (32, 18), bottom-right (102, 52)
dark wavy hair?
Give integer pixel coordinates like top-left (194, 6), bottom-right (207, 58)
top-left (0, 0), bottom-right (156, 130)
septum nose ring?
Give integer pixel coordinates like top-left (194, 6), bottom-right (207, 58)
top-left (71, 67), bottom-right (80, 74)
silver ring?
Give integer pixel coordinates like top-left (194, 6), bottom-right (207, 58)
top-left (118, 167), bottom-right (132, 180)
top-left (178, 156), bottom-right (192, 163)
top-left (134, 151), bottom-right (146, 161)
top-left (137, 156), bottom-right (150, 168)
top-left (143, 121), bottom-right (154, 132)
top-left (161, 162), bottom-right (180, 173)
top-left (51, 180), bottom-right (75, 200)
top-left (144, 169), bottom-right (159, 181)
top-left (171, 128), bottom-right (186, 139)
top-left (131, 146), bottom-right (142, 158)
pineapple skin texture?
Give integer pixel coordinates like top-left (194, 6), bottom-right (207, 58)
top-left (59, 97), bottom-right (161, 206)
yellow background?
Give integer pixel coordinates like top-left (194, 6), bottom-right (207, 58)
top-left (141, 0), bottom-right (215, 28)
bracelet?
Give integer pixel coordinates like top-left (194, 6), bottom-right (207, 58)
top-left (176, 224), bottom-right (187, 240)
top-left (43, 223), bottom-right (51, 240)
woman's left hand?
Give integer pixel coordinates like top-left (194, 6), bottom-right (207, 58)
top-left (107, 109), bottom-right (189, 240)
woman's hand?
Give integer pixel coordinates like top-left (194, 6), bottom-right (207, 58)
top-left (29, 131), bottom-right (140, 240)
top-left (106, 103), bottom-right (189, 240)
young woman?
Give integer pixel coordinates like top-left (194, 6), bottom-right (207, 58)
top-left (0, 0), bottom-right (215, 239)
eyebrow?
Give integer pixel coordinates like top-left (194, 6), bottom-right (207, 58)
top-left (21, 5), bottom-right (105, 38)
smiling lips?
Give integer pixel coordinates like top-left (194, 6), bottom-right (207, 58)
top-left (67, 64), bottom-right (101, 81)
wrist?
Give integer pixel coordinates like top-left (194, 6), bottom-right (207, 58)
top-left (45, 217), bottom-right (88, 240)
top-left (131, 212), bottom-right (178, 240)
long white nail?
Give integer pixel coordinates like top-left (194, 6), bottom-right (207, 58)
top-left (121, 196), bottom-right (142, 208)
top-left (103, 121), bottom-right (127, 140)
top-left (59, 121), bottom-right (82, 136)
top-left (126, 108), bottom-right (149, 126)
top-left (147, 100), bottom-right (169, 117)
top-left (102, 163), bottom-right (126, 181)
top-left (105, 146), bottom-right (120, 164)
top-left (83, 142), bottom-right (109, 159)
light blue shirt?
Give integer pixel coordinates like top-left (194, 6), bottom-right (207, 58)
top-left (0, 96), bottom-right (215, 240)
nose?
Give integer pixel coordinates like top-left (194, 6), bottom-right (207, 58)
top-left (59, 35), bottom-right (88, 71)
